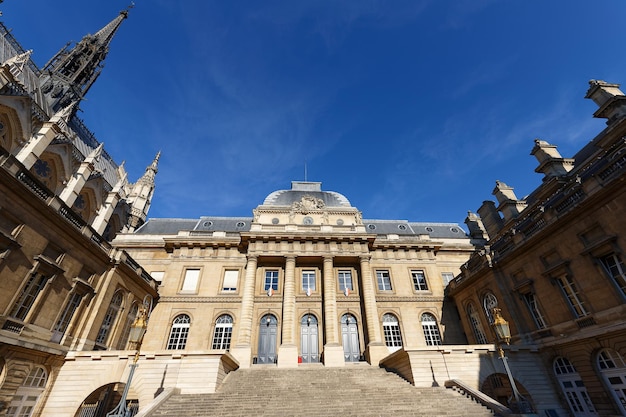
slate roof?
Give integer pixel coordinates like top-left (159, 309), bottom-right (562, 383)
top-left (135, 217), bottom-right (467, 239)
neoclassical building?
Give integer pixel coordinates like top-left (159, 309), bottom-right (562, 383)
top-left (448, 80), bottom-right (626, 416)
top-left (3, 3), bottom-right (626, 417)
top-left (114, 180), bottom-right (475, 368)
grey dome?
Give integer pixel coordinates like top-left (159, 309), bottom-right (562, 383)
top-left (262, 182), bottom-right (352, 208)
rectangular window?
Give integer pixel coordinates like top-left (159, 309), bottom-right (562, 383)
top-left (181, 269), bottom-right (200, 292)
top-left (441, 272), bottom-right (455, 286)
top-left (411, 270), bottom-right (429, 291)
top-left (264, 270), bottom-right (279, 291)
top-left (222, 270), bottom-right (239, 292)
top-left (338, 270), bottom-right (353, 291)
top-left (51, 292), bottom-right (82, 342)
top-left (302, 270), bottom-right (316, 292)
top-left (600, 253), bottom-right (626, 296)
top-left (376, 270), bottom-right (392, 291)
top-left (556, 276), bottom-right (588, 318)
top-left (522, 293), bottom-right (547, 329)
top-left (150, 271), bottom-right (165, 283)
top-left (10, 272), bottom-right (48, 320)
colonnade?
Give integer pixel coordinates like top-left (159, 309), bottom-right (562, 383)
top-left (231, 253), bottom-right (389, 368)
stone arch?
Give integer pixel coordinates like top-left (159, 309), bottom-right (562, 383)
top-left (481, 372), bottom-right (535, 412)
top-left (103, 212), bottom-right (123, 241)
top-left (73, 187), bottom-right (97, 223)
top-left (0, 104), bottom-right (25, 154)
top-left (73, 382), bottom-right (138, 417)
top-left (31, 152), bottom-right (66, 193)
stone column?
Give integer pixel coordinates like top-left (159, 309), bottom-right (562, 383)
top-left (231, 255), bottom-right (257, 368)
top-left (278, 255), bottom-right (298, 367)
top-left (323, 256), bottom-right (344, 367)
top-left (359, 255), bottom-right (387, 365)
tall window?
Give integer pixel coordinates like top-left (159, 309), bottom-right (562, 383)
top-left (382, 313), bottom-right (402, 350)
top-left (522, 293), bottom-right (547, 329)
top-left (264, 270), bottom-right (279, 291)
top-left (167, 314), bottom-right (191, 350)
top-left (376, 270), bottom-right (392, 291)
top-left (302, 270), bottom-right (316, 292)
top-left (553, 357), bottom-right (597, 416)
top-left (95, 291), bottom-right (123, 346)
top-left (467, 303), bottom-right (488, 344)
top-left (556, 276), bottom-right (588, 318)
top-left (5, 366), bottom-right (47, 417)
top-left (181, 268), bottom-right (200, 292)
top-left (117, 303), bottom-right (139, 350)
top-left (599, 253), bottom-right (626, 296)
top-left (10, 272), bottom-right (48, 320)
top-left (51, 292), bottom-right (82, 343)
top-left (596, 349), bottom-right (626, 415)
top-left (483, 293), bottom-right (498, 324)
top-left (338, 270), bottom-right (353, 291)
top-left (212, 315), bottom-right (233, 350)
top-left (222, 270), bottom-right (239, 292)
top-left (411, 270), bottom-right (429, 291)
top-left (421, 313), bottom-right (442, 346)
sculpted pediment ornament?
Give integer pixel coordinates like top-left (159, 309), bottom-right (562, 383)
top-left (291, 195), bottom-right (325, 214)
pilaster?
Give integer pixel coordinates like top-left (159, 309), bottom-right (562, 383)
top-left (359, 255), bottom-right (385, 365)
top-left (231, 255), bottom-right (257, 368)
top-left (278, 255), bottom-right (298, 367)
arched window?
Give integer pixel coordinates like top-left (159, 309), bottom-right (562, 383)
top-left (467, 303), bottom-right (488, 344)
top-left (167, 314), bottom-right (191, 350)
top-left (212, 315), bottom-right (233, 350)
top-left (382, 313), bottom-right (402, 351)
top-left (95, 291), bottom-right (124, 347)
top-left (483, 293), bottom-right (498, 323)
top-left (597, 349), bottom-right (626, 415)
top-left (117, 302), bottom-right (139, 350)
top-left (553, 357), bottom-right (596, 416)
top-left (5, 366), bottom-right (47, 417)
top-left (421, 313), bottom-right (442, 346)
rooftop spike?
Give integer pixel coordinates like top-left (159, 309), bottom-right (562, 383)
top-left (39, 9), bottom-right (130, 112)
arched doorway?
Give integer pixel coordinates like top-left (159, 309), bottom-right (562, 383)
top-left (300, 314), bottom-right (319, 363)
top-left (553, 357), bottom-right (597, 416)
top-left (481, 373), bottom-right (534, 413)
top-left (341, 313), bottom-right (360, 362)
top-left (74, 383), bottom-right (138, 417)
top-left (597, 348), bottom-right (626, 415)
top-left (257, 314), bottom-right (278, 364)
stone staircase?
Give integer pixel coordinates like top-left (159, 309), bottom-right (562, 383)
top-left (150, 365), bottom-right (494, 417)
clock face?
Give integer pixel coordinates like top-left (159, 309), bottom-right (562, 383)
top-left (303, 216), bottom-right (313, 225)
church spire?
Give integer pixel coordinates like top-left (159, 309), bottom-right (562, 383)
top-left (124, 151), bottom-right (160, 232)
top-left (39, 6), bottom-right (132, 112)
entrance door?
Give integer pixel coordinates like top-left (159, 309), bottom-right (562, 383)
top-left (301, 314), bottom-right (319, 363)
top-left (341, 314), bottom-right (360, 362)
top-left (258, 314), bottom-right (277, 364)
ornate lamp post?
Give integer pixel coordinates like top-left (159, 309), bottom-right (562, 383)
top-left (491, 307), bottom-right (532, 414)
top-left (107, 296), bottom-right (153, 417)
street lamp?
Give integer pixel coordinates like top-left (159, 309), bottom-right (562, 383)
top-left (107, 295), bottom-right (153, 417)
top-left (490, 307), bottom-right (532, 414)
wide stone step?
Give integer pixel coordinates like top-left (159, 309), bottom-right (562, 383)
top-left (151, 366), bottom-right (493, 417)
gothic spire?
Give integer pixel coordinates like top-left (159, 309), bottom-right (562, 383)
top-left (39, 7), bottom-right (131, 112)
top-left (125, 151), bottom-right (160, 233)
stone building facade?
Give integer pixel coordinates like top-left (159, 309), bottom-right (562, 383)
top-left (448, 80), bottom-right (626, 416)
top-left (114, 180), bottom-right (475, 369)
top-left (2, 4), bottom-right (625, 417)
top-left (0, 8), bottom-right (159, 417)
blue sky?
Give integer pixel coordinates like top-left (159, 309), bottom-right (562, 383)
top-left (3, 1), bottom-right (624, 228)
